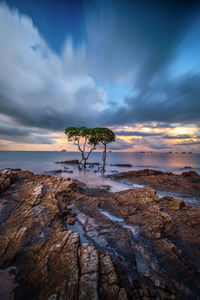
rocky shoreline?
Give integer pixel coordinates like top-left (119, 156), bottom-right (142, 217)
top-left (0, 169), bottom-right (200, 299)
top-left (110, 169), bottom-right (200, 198)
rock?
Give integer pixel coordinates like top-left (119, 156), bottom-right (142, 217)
top-left (55, 159), bottom-right (79, 164)
top-left (48, 294), bottom-right (57, 300)
top-left (49, 169), bottom-right (63, 174)
top-left (0, 266), bottom-right (18, 300)
top-left (75, 185), bottom-right (200, 298)
top-left (1, 169), bottom-right (200, 299)
top-left (78, 244), bottom-right (99, 300)
top-left (67, 217), bottom-right (76, 225)
top-left (155, 279), bottom-right (160, 287)
top-left (86, 162), bottom-right (100, 166)
top-left (63, 170), bottom-right (73, 174)
top-left (0, 170), bottom-right (126, 300)
top-left (99, 185), bottom-right (111, 190)
top-left (0, 169), bottom-right (18, 192)
top-left (111, 168), bottom-right (200, 198)
top-left (163, 197), bottom-right (185, 210)
top-left (155, 232), bottom-right (161, 239)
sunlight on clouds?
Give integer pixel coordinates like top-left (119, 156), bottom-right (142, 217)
top-left (111, 124), bottom-right (200, 152)
top-left (0, 3), bottom-right (199, 152)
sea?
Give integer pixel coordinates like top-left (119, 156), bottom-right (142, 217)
top-left (0, 151), bottom-right (200, 203)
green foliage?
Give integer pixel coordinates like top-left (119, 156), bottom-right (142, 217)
top-left (65, 127), bottom-right (115, 146)
top-left (89, 127), bottom-right (115, 173)
top-left (64, 126), bottom-right (115, 171)
top-left (65, 126), bottom-right (91, 142)
top-left (90, 127), bottom-right (115, 145)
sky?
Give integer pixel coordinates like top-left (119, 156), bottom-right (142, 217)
top-left (0, 0), bottom-right (200, 152)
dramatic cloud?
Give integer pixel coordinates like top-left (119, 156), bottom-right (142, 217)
top-left (0, 123), bottom-right (57, 144)
top-left (178, 141), bottom-right (200, 146)
top-left (115, 131), bottom-right (161, 137)
top-left (85, 0), bottom-right (200, 126)
top-left (109, 138), bottom-right (135, 151)
top-left (85, 0), bottom-right (200, 85)
top-left (103, 73), bottom-right (200, 126)
top-left (0, 0), bottom-right (200, 151)
top-left (163, 135), bottom-right (192, 140)
top-left (0, 3), bottom-right (105, 135)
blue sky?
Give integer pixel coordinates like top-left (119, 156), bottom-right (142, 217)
top-left (0, 0), bottom-right (200, 151)
top-left (3, 0), bottom-right (86, 53)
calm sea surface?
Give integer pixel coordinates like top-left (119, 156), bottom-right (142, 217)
top-left (0, 151), bottom-right (199, 173)
top-left (0, 151), bottom-right (200, 200)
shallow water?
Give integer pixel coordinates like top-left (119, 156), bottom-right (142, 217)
top-left (0, 151), bottom-right (199, 204)
top-left (99, 208), bottom-right (139, 238)
top-left (0, 151), bottom-right (200, 174)
top-left (67, 221), bottom-right (90, 244)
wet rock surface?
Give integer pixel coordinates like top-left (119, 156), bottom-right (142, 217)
top-left (0, 169), bottom-right (200, 299)
top-left (73, 187), bottom-right (200, 299)
top-left (110, 169), bottom-right (200, 198)
top-left (0, 170), bottom-right (126, 300)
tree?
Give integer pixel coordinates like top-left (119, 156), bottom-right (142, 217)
top-left (65, 127), bottom-right (98, 169)
top-left (91, 128), bottom-right (115, 173)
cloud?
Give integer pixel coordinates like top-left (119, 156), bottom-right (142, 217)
top-left (115, 131), bottom-right (161, 137)
top-left (163, 134), bottom-right (192, 139)
top-left (101, 73), bottom-right (200, 126)
top-left (0, 1), bottom-right (200, 151)
top-left (109, 138), bottom-right (135, 150)
top-left (0, 123), bottom-right (57, 144)
top-left (0, 3), bottom-right (105, 135)
top-left (85, 0), bottom-right (200, 126)
top-left (178, 141), bottom-right (200, 146)
top-left (131, 136), bottom-right (171, 150)
top-left (85, 0), bottom-right (200, 84)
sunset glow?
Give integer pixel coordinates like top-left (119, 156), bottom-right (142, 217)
top-left (0, 1), bottom-right (199, 152)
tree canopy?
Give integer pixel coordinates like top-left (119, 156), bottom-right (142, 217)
top-left (65, 126), bottom-right (99, 168)
top-left (90, 127), bottom-right (115, 145)
top-left (65, 126), bottom-right (115, 171)
top-left (90, 128), bottom-right (115, 172)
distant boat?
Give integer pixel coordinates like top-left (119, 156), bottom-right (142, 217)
top-left (61, 149), bottom-right (66, 152)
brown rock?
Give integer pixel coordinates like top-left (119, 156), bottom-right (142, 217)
top-left (111, 169), bottom-right (200, 198)
top-left (0, 170), bottom-right (126, 300)
top-left (67, 217), bottom-right (76, 225)
top-left (55, 159), bottom-right (79, 164)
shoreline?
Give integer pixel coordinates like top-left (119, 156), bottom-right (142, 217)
top-left (0, 168), bottom-right (200, 299)
top-left (109, 168), bottom-right (200, 200)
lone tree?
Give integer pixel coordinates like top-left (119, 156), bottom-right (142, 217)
top-left (91, 127), bottom-right (115, 173)
top-left (65, 126), bottom-right (98, 169)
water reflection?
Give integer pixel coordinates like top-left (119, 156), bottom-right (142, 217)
top-left (0, 151), bottom-right (200, 174)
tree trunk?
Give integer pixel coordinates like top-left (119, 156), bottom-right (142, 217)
top-left (102, 143), bottom-right (107, 173)
top-left (83, 158), bottom-right (87, 169)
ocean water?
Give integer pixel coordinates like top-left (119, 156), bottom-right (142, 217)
top-left (0, 151), bottom-right (200, 196)
top-left (0, 151), bottom-right (199, 173)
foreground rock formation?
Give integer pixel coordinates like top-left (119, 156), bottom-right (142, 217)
top-left (110, 169), bottom-right (200, 198)
top-left (0, 169), bottom-right (200, 299)
top-left (0, 169), bottom-right (126, 300)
